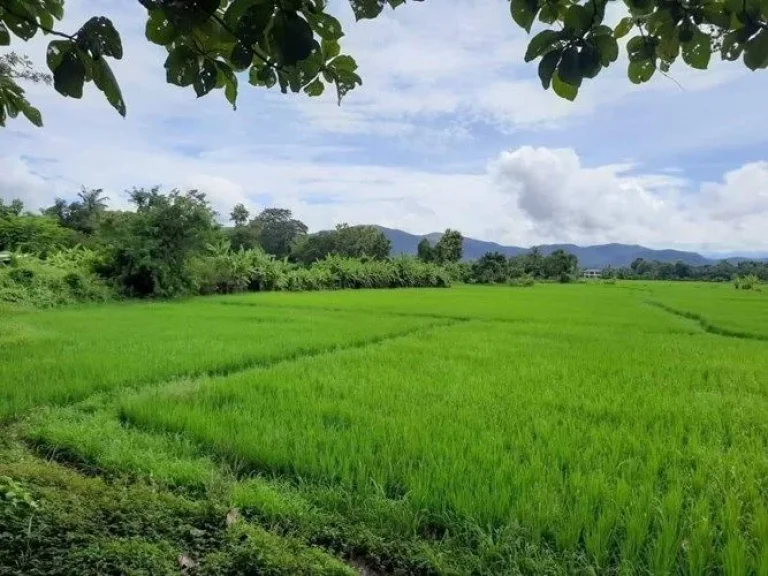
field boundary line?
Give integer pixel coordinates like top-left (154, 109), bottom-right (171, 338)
top-left (215, 300), bottom-right (532, 325)
top-left (38, 318), bottom-right (468, 414)
top-left (647, 301), bottom-right (768, 341)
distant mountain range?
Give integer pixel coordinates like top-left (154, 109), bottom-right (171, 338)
top-left (375, 226), bottom-right (767, 269)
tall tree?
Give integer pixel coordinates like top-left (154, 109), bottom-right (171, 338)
top-left (250, 207), bottom-right (307, 259)
top-left (43, 187), bottom-right (108, 235)
top-left (417, 238), bottom-right (434, 263)
top-left (2, 0), bottom-right (766, 127)
top-left (523, 247), bottom-right (545, 277)
top-left (230, 203), bottom-right (249, 227)
top-left (0, 198), bottom-right (24, 218)
top-left (543, 249), bottom-right (578, 281)
top-left (99, 187), bottom-right (219, 296)
top-left (472, 251), bottom-right (510, 284)
top-left (292, 223), bottom-right (391, 264)
top-left (333, 224), bottom-right (391, 260)
top-left (434, 229), bottom-right (463, 264)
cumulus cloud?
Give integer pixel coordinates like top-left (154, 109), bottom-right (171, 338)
top-left (489, 147), bottom-right (768, 251)
top-left (3, 144), bottom-right (768, 252)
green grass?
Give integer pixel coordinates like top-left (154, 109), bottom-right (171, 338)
top-left (119, 318), bottom-right (768, 573)
top-left (3, 282), bottom-right (768, 574)
top-left (646, 281), bottom-right (768, 339)
top-left (0, 299), bottom-right (441, 419)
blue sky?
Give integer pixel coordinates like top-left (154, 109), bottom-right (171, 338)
top-left (2, 0), bottom-right (768, 253)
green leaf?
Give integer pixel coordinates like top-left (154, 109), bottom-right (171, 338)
top-left (249, 65), bottom-right (277, 88)
top-left (237, 2), bottom-right (274, 46)
top-left (578, 44), bottom-right (602, 78)
top-left (349, 0), bottom-right (386, 20)
top-left (145, 10), bottom-right (178, 45)
top-left (700, 3), bottom-right (730, 28)
top-left (53, 50), bottom-right (86, 98)
top-left (657, 31), bottom-right (680, 61)
top-left (230, 42), bottom-right (254, 70)
top-left (592, 25), bottom-right (613, 36)
top-left (20, 102), bottom-right (43, 127)
top-left (304, 77), bottom-right (324, 96)
top-left (92, 57), bottom-right (126, 116)
top-left (744, 29), bottom-right (768, 69)
top-left (626, 0), bottom-right (654, 15)
top-left (525, 30), bottom-right (562, 62)
top-left (721, 28), bottom-right (750, 60)
top-left (593, 33), bottom-right (618, 65)
top-left (627, 35), bottom-right (654, 61)
top-left (272, 11), bottom-right (314, 66)
top-left (78, 17), bottom-right (123, 59)
top-left (44, 0), bottom-right (65, 20)
top-left (557, 46), bottom-right (582, 87)
top-left (681, 28), bottom-right (711, 69)
top-left (676, 20), bottom-right (695, 43)
top-left (628, 58), bottom-right (655, 83)
top-left (564, 5), bottom-right (592, 34)
top-left (322, 37), bottom-right (340, 59)
top-left (332, 68), bottom-right (362, 103)
top-left (552, 70), bottom-right (578, 100)
top-left (329, 54), bottom-right (358, 72)
top-left (164, 45), bottom-right (199, 87)
top-left (223, 0), bottom-right (260, 29)
top-left (538, 4), bottom-right (558, 24)
top-left (0, 23), bottom-right (10, 46)
top-left (306, 12), bottom-right (344, 40)
top-left (38, 9), bottom-right (55, 32)
top-left (614, 17), bottom-right (633, 38)
top-left (538, 50), bottom-right (560, 89)
top-left (510, 0), bottom-right (539, 33)
top-left (47, 39), bottom-right (73, 71)
top-left (194, 58), bottom-right (217, 97)
top-left (3, 0), bottom-right (38, 40)
top-left (218, 64), bottom-right (238, 108)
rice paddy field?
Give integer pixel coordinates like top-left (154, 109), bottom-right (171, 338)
top-left (1, 282), bottom-right (767, 575)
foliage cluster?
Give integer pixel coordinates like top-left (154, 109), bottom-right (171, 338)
top-left (416, 229), bottom-right (464, 265)
top-left (0, 190), bottom-right (447, 307)
top-left (733, 273), bottom-right (761, 290)
top-left (0, 248), bottom-right (115, 308)
top-left (2, 0), bottom-right (766, 129)
top-left (469, 248), bottom-right (579, 284)
top-left (602, 257), bottom-right (768, 281)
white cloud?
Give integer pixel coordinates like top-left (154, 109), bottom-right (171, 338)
top-left (3, 143), bottom-right (768, 252)
top-left (489, 147), bottom-right (768, 251)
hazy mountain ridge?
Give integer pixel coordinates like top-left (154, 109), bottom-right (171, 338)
top-left (374, 226), bottom-right (767, 268)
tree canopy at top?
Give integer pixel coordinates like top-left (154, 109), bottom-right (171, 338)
top-left (0, 0), bottom-right (766, 127)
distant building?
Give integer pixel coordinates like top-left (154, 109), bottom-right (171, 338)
top-left (583, 269), bottom-right (602, 279)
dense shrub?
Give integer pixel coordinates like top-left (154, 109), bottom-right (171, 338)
top-left (734, 274), bottom-right (761, 290)
top-left (0, 249), bottom-right (115, 308)
top-left (0, 215), bottom-right (77, 255)
top-left (508, 274), bottom-right (535, 287)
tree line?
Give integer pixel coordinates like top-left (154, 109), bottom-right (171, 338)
top-left (603, 258), bottom-right (768, 282)
top-left (0, 190), bottom-right (450, 307)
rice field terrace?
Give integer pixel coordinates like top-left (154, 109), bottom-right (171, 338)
top-left (1, 282), bottom-right (767, 575)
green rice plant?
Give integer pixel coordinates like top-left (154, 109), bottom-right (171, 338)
top-left (0, 301), bottom-right (440, 418)
top-left (5, 281), bottom-right (768, 574)
top-left (119, 306), bottom-right (768, 574)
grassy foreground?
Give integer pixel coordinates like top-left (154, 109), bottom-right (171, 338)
top-left (1, 282), bottom-right (767, 574)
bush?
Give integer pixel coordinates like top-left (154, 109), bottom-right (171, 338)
top-left (734, 274), bottom-right (761, 291)
top-left (0, 215), bottom-right (77, 255)
top-left (0, 249), bottom-right (115, 308)
top-left (508, 274), bottom-right (535, 287)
